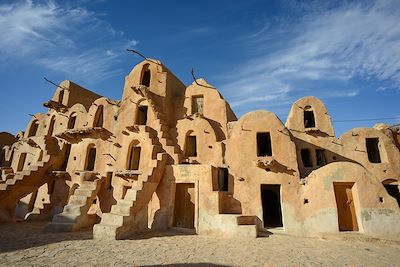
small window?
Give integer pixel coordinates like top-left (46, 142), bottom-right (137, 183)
top-left (68, 114), bottom-right (77, 129)
top-left (28, 120), bottom-right (39, 137)
top-left (93, 106), bottom-right (104, 127)
top-left (218, 168), bottom-right (229, 191)
top-left (85, 146), bottom-right (96, 171)
top-left (316, 149), bottom-right (326, 166)
top-left (304, 110), bottom-right (315, 128)
top-left (192, 95), bottom-right (204, 115)
top-left (366, 138), bottom-right (381, 163)
top-left (127, 146), bottom-right (141, 170)
top-left (106, 172), bottom-right (113, 190)
top-left (185, 136), bottom-right (197, 157)
top-left (257, 132), bottom-right (272, 156)
top-left (301, 149), bottom-right (313, 167)
top-left (48, 116), bottom-right (56, 136)
top-left (141, 64), bottom-right (151, 87)
top-left (17, 153), bottom-right (27, 172)
top-left (58, 90), bottom-right (64, 104)
top-left (136, 106), bottom-right (148, 125)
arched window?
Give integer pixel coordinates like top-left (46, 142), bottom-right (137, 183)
top-left (140, 64), bottom-right (151, 87)
top-left (58, 90), bottom-right (64, 104)
top-left (185, 133), bottom-right (197, 157)
top-left (303, 106), bottom-right (315, 128)
top-left (127, 142), bottom-right (141, 170)
top-left (68, 113), bottom-right (77, 129)
top-left (28, 120), bottom-right (39, 137)
top-left (48, 116), bottom-right (56, 136)
top-left (93, 105), bottom-right (104, 127)
top-left (85, 144), bottom-right (96, 171)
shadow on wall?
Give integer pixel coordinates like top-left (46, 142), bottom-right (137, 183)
top-left (293, 137), bottom-right (359, 178)
top-left (0, 221), bottom-right (92, 253)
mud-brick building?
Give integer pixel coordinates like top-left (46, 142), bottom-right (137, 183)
top-left (0, 59), bottom-right (399, 240)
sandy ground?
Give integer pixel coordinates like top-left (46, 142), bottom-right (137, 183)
top-left (0, 222), bottom-right (399, 267)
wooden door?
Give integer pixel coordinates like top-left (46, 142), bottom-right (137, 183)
top-left (334, 183), bottom-right (358, 231)
top-left (173, 183), bottom-right (195, 229)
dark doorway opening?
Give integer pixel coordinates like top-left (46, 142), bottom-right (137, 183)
top-left (94, 106), bottom-right (104, 127)
top-left (17, 153), bottom-right (27, 172)
top-left (68, 114), bottom-right (77, 129)
top-left (173, 183), bottom-right (195, 229)
top-left (127, 146), bottom-right (141, 170)
top-left (85, 146), bottom-right (96, 171)
top-left (185, 135), bottom-right (197, 157)
top-left (366, 138), bottom-right (381, 163)
top-left (28, 121), bottom-right (39, 137)
top-left (191, 95), bottom-right (204, 114)
top-left (217, 168), bottom-right (229, 192)
top-left (48, 116), bottom-right (56, 136)
top-left (334, 182), bottom-right (358, 231)
top-left (383, 184), bottom-right (400, 207)
top-left (316, 149), bottom-right (326, 166)
top-left (261, 184), bottom-right (283, 228)
top-left (257, 132), bottom-right (272, 156)
top-left (301, 149), bottom-right (313, 167)
top-left (304, 110), bottom-right (315, 128)
top-left (136, 106), bottom-right (148, 125)
top-left (58, 90), bottom-right (64, 104)
top-left (61, 144), bottom-right (71, 171)
top-left (141, 68), bottom-right (151, 87)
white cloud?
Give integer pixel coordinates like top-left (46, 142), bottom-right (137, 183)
top-left (220, 0), bottom-right (400, 109)
top-left (0, 0), bottom-right (137, 85)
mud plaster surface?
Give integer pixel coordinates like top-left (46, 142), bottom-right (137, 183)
top-left (0, 222), bottom-right (399, 267)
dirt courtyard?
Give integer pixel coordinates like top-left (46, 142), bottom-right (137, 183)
top-left (0, 222), bottom-right (399, 267)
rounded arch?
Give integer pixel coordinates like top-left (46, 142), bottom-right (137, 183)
top-left (286, 96), bottom-right (334, 136)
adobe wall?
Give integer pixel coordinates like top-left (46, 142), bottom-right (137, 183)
top-left (292, 162), bottom-right (400, 238)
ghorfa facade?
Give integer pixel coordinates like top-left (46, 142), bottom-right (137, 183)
top-left (1, 59), bottom-right (399, 240)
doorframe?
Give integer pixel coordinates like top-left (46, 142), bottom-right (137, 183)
top-left (173, 180), bottom-right (199, 233)
top-left (260, 184), bottom-right (284, 230)
top-left (333, 182), bottom-right (363, 232)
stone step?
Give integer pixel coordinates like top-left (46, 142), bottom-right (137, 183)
top-left (93, 224), bottom-right (119, 240)
top-left (68, 195), bottom-right (88, 205)
top-left (117, 198), bottom-right (135, 206)
top-left (80, 182), bottom-right (97, 191)
top-left (124, 189), bottom-right (137, 201)
top-left (5, 179), bottom-right (16, 185)
top-left (101, 213), bottom-right (124, 227)
top-left (111, 204), bottom-right (132, 216)
top-left (74, 189), bottom-right (93, 196)
top-left (63, 204), bottom-right (82, 215)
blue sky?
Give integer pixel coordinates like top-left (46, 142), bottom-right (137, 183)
top-left (0, 0), bottom-right (399, 136)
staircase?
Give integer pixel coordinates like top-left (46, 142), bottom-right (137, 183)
top-left (93, 152), bottom-right (168, 240)
top-left (46, 179), bottom-right (102, 231)
top-left (137, 85), bottom-right (183, 164)
top-left (0, 136), bottom-right (63, 221)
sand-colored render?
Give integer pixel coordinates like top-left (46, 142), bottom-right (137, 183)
top-left (0, 222), bottom-right (399, 267)
top-left (0, 58), bottom-right (399, 242)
